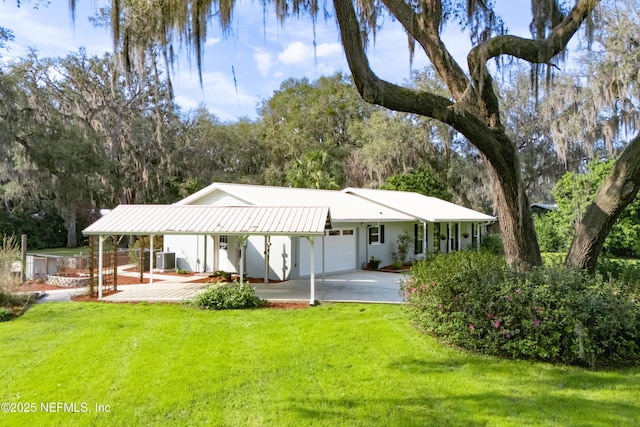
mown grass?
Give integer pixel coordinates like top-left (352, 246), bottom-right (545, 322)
top-left (0, 303), bottom-right (638, 426)
top-left (27, 247), bottom-right (90, 257)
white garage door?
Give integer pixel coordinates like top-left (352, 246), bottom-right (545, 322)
top-left (299, 229), bottom-right (356, 276)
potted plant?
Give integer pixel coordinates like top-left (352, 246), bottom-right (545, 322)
top-left (369, 256), bottom-right (381, 270)
top-left (462, 232), bottom-right (470, 238)
top-left (440, 234), bottom-right (447, 240)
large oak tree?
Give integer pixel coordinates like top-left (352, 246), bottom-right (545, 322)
top-left (68, 0), bottom-right (640, 271)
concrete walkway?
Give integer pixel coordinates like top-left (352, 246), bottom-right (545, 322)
top-left (37, 266), bottom-right (407, 304)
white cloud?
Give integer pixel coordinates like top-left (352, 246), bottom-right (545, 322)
top-left (278, 41), bottom-right (309, 64)
top-left (172, 70), bottom-right (258, 120)
top-left (205, 37), bottom-right (221, 47)
top-left (253, 48), bottom-right (273, 75)
top-left (277, 41), bottom-right (342, 65)
top-left (316, 42), bottom-right (342, 58)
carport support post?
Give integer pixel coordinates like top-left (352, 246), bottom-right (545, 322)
top-left (239, 235), bottom-right (248, 282)
top-left (309, 236), bottom-right (315, 306)
top-left (322, 234), bottom-right (325, 283)
top-left (98, 235), bottom-right (104, 300)
top-left (149, 235), bottom-right (154, 285)
top-left (264, 235), bottom-right (270, 284)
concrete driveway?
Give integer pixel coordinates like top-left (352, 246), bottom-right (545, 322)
top-left (252, 270), bottom-right (406, 304)
top-left (38, 269), bottom-right (407, 304)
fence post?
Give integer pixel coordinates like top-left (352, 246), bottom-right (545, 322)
top-left (21, 234), bottom-right (27, 283)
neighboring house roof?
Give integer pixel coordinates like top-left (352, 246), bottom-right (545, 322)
top-left (83, 205), bottom-right (331, 236)
top-left (344, 188), bottom-right (496, 223)
top-left (531, 203), bottom-right (558, 211)
top-left (177, 182), bottom-right (416, 222)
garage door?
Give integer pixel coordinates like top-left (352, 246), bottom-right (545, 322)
top-left (299, 229), bottom-right (356, 276)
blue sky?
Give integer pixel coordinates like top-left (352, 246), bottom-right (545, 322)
top-left (0, 0), bottom-right (530, 121)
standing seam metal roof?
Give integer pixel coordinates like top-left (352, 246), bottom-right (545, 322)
top-left (179, 182), bottom-right (416, 222)
top-left (343, 188), bottom-right (496, 223)
top-left (82, 205), bottom-right (331, 236)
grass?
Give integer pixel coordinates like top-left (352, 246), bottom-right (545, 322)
top-left (27, 247), bottom-right (90, 257)
top-left (0, 303), bottom-right (638, 426)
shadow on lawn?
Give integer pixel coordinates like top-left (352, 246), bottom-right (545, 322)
top-left (371, 356), bottom-right (640, 425)
top-left (287, 391), bottom-right (639, 426)
top-left (285, 355), bottom-right (639, 425)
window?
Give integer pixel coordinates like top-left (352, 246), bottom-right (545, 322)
top-left (368, 225), bottom-right (385, 244)
top-left (342, 229), bottom-right (354, 235)
top-left (414, 223), bottom-right (424, 254)
top-left (219, 235), bottom-right (228, 250)
top-left (328, 230), bottom-right (341, 236)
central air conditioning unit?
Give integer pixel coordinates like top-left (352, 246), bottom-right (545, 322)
top-left (155, 252), bottom-right (176, 271)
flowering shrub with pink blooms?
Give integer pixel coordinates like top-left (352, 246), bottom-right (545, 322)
top-left (401, 251), bottom-right (640, 367)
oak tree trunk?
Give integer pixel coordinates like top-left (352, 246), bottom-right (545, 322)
top-left (64, 206), bottom-right (78, 249)
top-left (484, 157), bottom-right (542, 269)
top-left (566, 134), bottom-right (640, 272)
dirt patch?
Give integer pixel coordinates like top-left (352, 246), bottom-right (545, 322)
top-left (71, 290), bottom-right (121, 302)
top-left (69, 292), bottom-right (307, 309)
top-left (17, 279), bottom-right (69, 292)
top-left (262, 302), bottom-right (309, 310)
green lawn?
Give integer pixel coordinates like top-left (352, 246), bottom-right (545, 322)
top-left (1, 303), bottom-right (638, 426)
top-left (27, 247), bottom-right (90, 257)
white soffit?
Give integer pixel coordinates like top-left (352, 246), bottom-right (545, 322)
top-left (83, 205), bottom-right (331, 236)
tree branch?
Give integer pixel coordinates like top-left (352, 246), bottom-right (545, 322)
top-left (332, 0), bottom-right (509, 171)
top-left (469, 0), bottom-right (600, 71)
top-left (380, 0), bottom-right (472, 102)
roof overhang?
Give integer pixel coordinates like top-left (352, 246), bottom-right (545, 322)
top-left (83, 205), bottom-right (332, 236)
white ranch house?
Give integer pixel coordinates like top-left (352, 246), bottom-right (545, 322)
top-left (163, 183), bottom-right (496, 280)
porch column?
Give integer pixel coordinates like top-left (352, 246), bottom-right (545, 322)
top-left (149, 235), bottom-right (154, 285)
top-left (203, 235), bottom-right (207, 273)
top-left (98, 235), bottom-right (104, 300)
top-left (458, 222), bottom-right (461, 251)
top-left (477, 223), bottom-right (481, 249)
top-left (422, 222), bottom-right (427, 256)
top-left (447, 223), bottom-right (452, 253)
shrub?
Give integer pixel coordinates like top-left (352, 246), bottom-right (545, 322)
top-left (402, 251), bottom-right (640, 367)
top-left (191, 281), bottom-right (268, 310)
top-left (479, 234), bottom-right (504, 255)
top-left (0, 306), bottom-right (13, 322)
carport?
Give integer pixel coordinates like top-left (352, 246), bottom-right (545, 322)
top-left (83, 205), bottom-right (332, 305)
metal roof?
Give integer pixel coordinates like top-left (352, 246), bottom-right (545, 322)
top-left (178, 182), bottom-right (416, 222)
top-left (83, 205), bottom-right (331, 236)
top-left (344, 188), bottom-right (496, 223)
